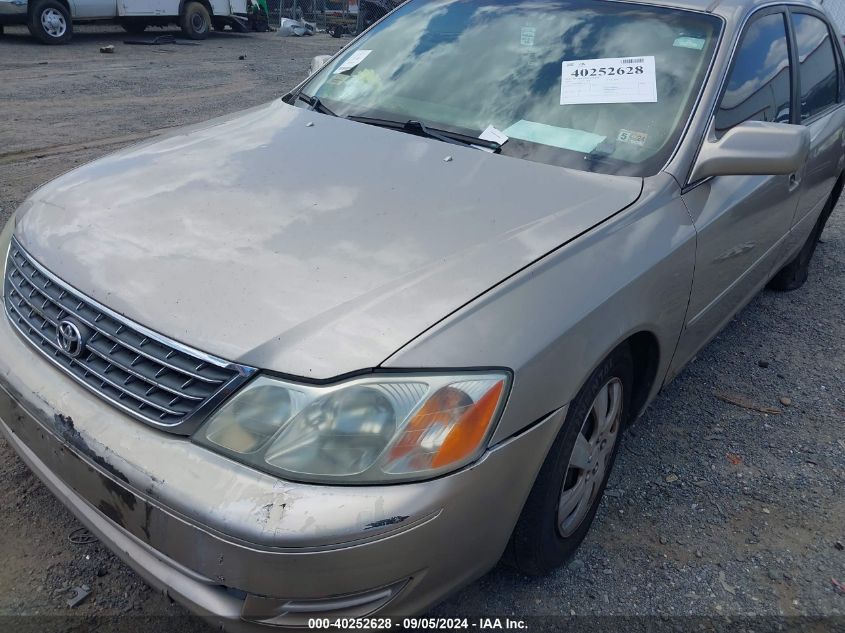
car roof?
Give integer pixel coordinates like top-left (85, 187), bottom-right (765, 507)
top-left (628, 0), bottom-right (823, 18)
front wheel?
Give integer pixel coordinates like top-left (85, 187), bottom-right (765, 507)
top-left (27, 0), bottom-right (72, 44)
top-left (504, 344), bottom-right (632, 575)
top-left (180, 1), bottom-right (211, 40)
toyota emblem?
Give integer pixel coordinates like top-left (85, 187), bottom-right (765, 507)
top-left (56, 320), bottom-right (85, 358)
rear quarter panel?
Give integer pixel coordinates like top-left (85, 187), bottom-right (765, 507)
top-left (209, 0), bottom-right (234, 16)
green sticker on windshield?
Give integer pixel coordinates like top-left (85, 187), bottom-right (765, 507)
top-left (673, 36), bottom-right (705, 50)
top-left (502, 120), bottom-right (605, 153)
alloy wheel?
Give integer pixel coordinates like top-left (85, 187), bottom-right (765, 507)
top-left (40, 8), bottom-right (66, 38)
top-left (557, 377), bottom-right (623, 537)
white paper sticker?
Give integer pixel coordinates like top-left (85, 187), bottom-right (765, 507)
top-left (334, 49), bottom-right (372, 74)
top-left (521, 27), bottom-right (536, 46)
top-left (479, 125), bottom-right (509, 145)
top-left (560, 56), bottom-right (657, 105)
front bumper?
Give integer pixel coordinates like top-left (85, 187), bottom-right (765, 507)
top-left (0, 290), bottom-right (564, 628)
top-left (0, 0), bottom-right (27, 24)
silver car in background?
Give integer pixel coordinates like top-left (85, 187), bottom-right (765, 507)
top-left (1, 0), bottom-right (842, 629)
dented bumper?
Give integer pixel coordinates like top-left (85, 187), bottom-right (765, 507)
top-left (0, 298), bottom-right (564, 627)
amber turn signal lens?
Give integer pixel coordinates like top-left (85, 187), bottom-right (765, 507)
top-left (432, 380), bottom-right (504, 466)
top-left (388, 379), bottom-right (505, 471)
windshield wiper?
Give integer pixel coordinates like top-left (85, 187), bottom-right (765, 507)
top-left (348, 116), bottom-right (502, 152)
top-left (583, 139), bottom-right (618, 163)
top-left (295, 92), bottom-right (337, 117)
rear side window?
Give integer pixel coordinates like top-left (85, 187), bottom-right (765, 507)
top-left (792, 12), bottom-right (840, 120)
top-left (715, 12), bottom-right (791, 137)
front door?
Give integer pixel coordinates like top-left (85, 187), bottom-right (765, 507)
top-left (71, 0), bottom-right (117, 18)
top-left (670, 8), bottom-right (803, 374)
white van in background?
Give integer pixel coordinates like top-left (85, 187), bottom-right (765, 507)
top-left (821, 0), bottom-right (845, 38)
top-left (0, 0), bottom-right (248, 43)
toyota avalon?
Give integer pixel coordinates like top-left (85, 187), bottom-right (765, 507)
top-left (1, 0), bottom-right (842, 628)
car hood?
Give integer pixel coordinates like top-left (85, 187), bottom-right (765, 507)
top-left (14, 101), bottom-right (642, 379)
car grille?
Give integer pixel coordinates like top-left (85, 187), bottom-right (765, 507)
top-left (3, 238), bottom-right (252, 432)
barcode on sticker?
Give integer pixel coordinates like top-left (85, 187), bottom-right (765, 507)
top-left (621, 58), bottom-right (644, 64)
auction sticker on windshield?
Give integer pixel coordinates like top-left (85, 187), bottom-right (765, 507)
top-left (561, 56), bottom-right (657, 105)
top-left (520, 26), bottom-right (536, 46)
top-left (334, 49), bottom-right (372, 74)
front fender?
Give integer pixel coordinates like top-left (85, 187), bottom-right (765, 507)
top-left (382, 172), bottom-right (696, 444)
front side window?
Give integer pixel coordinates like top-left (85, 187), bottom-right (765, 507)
top-left (298, 0), bottom-right (722, 177)
top-left (715, 12), bottom-right (792, 137)
top-left (792, 12), bottom-right (839, 121)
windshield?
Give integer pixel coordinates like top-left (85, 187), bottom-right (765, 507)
top-left (298, 0), bottom-right (722, 176)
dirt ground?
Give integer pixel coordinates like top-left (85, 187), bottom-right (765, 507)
top-left (1, 23), bottom-right (844, 633)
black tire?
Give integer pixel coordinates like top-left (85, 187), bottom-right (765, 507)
top-left (180, 1), bottom-right (211, 40)
top-left (767, 177), bottom-right (842, 292)
top-left (27, 0), bottom-right (72, 44)
top-left (504, 344), bottom-right (633, 576)
top-left (121, 20), bottom-right (148, 34)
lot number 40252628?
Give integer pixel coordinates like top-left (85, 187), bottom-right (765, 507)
top-left (570, 65), bottom-right (645, 78)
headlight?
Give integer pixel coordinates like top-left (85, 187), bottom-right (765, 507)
top-left (193, 372), bottom-right (509, 484)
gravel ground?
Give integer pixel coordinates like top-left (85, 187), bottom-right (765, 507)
top-left (0, 22), bottom-right (843, 633)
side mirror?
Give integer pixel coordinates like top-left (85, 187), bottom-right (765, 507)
top-left (690, 120), bottom-right (810, 182)
top-left (309, 55), bottom-right (333, 75)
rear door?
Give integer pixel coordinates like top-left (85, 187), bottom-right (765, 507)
top-left (671, 7), bottom-right (802, 371)
top-left (120, 0), bottom-right (177, 16)
top-left (787, 8), bottom-right (845, 234)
